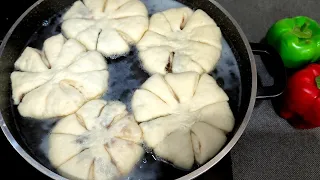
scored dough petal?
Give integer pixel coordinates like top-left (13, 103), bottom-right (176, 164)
top-left (53, 39), bottom-right (86, 68)
top-left (97, 28), bottom-right (130, 57)
top-left (165, 72), bottom-right (199, 103)
top-left (110, 0), bottom-right (148, 18)
top-left (62, 70), bottom-right (109, 100)
top-left (68, 51), bottom-right (108, 73)
top-left (183, 9), bottom-right (216, 32)
top-left (137, 31), bottom-right (168, 50)
top-left (76, 100), bottom-right (107, 130)
top-left (14, 47), bottom-right (48, 72)
top-left (44, 82), bottom-right (86, 119)
top-left (106, 138), bottom-right (144, 175)
top-left (104, 0), bottom-right (131, 11)
top-left (62, 19), bottom-right (96, 39)
top-left (43, 34), bottom-right (66, 68)
top-left (139, 114), bottom-right (183, 148)
top-left (110, 16), bottom-right (149, 43)
top-left (92, 146), bottom-right (120, 180)
top-left (52, 114), bottom-right (87, 135)
top-left (141, 74), bottom-right (178, 106)
top-left (179, 41), bottom-right (220, 73)
top-left (191, 74), bottom-right (229, 111)
top-left (189, 25), bottom-right (222, 48)
top-left (17, 83), bottom-right (52, 119)
top-left (77, 100), bottom-right (107, 117)
top-left (162, 7), bottom-right (194, 31)
top-left (154, 129), bottom-right (194, 170)
top-left (191, 122), bottom-right (227, 165)
top-left (109, 115), bottom-right (142, 143)
top-left (77, 100), bottom-right (127, 130)
top-left (76, 27), bottom-right (102, 51)
top-left (139, 47), bottom-right (173, 75)
top-left (57, 148), bottom-right (94, 180)
top-left (199, 102), bottom-right (235, 133)
top-left (62, 1), bottom-right (92, 20)
top-left (132, 89), bottom-right (172, 122)
top-left (11, 71), bottom-right (54, 105)
top-left (98, 101), bottom-right (128, 127)
top-left (149, 13), bottom-right (172, 35)
top-left (171, 53), bottom-right (204, 74)
top-left (48, 134), bottom-right (84, 167)
top-left (83, 0), bottom-right (106, 15)
top-left (40, 52), bottom-right (51, 68)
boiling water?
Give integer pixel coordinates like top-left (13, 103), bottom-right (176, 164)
top-left (14, 0), bottom-right (241, 179)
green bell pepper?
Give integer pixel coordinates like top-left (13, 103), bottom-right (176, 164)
top-left (266, 16), bottom-right (320, 68)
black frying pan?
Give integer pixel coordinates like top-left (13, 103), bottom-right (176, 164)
top-left (0, 0), bottom-right (286, 179)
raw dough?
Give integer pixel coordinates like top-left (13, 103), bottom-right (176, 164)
top-left (11, 34), bottom-right (109, 119)
top-left (137, 7), bottom-right (222, 75)
top-left (62, 0), bottom-right (149, 58)
top-left (132, 72), bottom-right (234, 169)
top-left (48, 100), bottom-right (144, 180)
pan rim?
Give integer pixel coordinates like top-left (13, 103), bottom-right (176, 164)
top-left (0, 0), bottom-right (257, 180)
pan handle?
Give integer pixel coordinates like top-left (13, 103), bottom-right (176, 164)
top-left (250, 43), bottom-right (287, 99)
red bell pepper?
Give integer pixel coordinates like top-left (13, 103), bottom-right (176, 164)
top-left (280, 63), bottom-right (320, 129)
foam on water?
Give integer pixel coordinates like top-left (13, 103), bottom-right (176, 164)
top-left (13, 0), bottom-right (241, 179)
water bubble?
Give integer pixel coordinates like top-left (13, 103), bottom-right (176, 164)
top-left (142, 158), bottom-right (147, 164)
top-left (42, 20), bottom-right (49, 26)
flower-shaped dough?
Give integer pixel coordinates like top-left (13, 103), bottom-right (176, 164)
top-left (132, 72), bottom-right (234, 169)
top-left (62, 0), bottom-right (149, 57)
top-left (11, 34), bottom-right (109, 119)
top-left (48, 100), bottom-right (144, 180)
top-left (137, 7), bottom-right (223, 75)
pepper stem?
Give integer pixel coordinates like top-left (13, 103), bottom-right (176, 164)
top-left (293, 21), bottom-right (313, 39)
top-left (301, 22), bottom-right (309, 32)
top-left (316, 76), bottom-right (320, 89)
